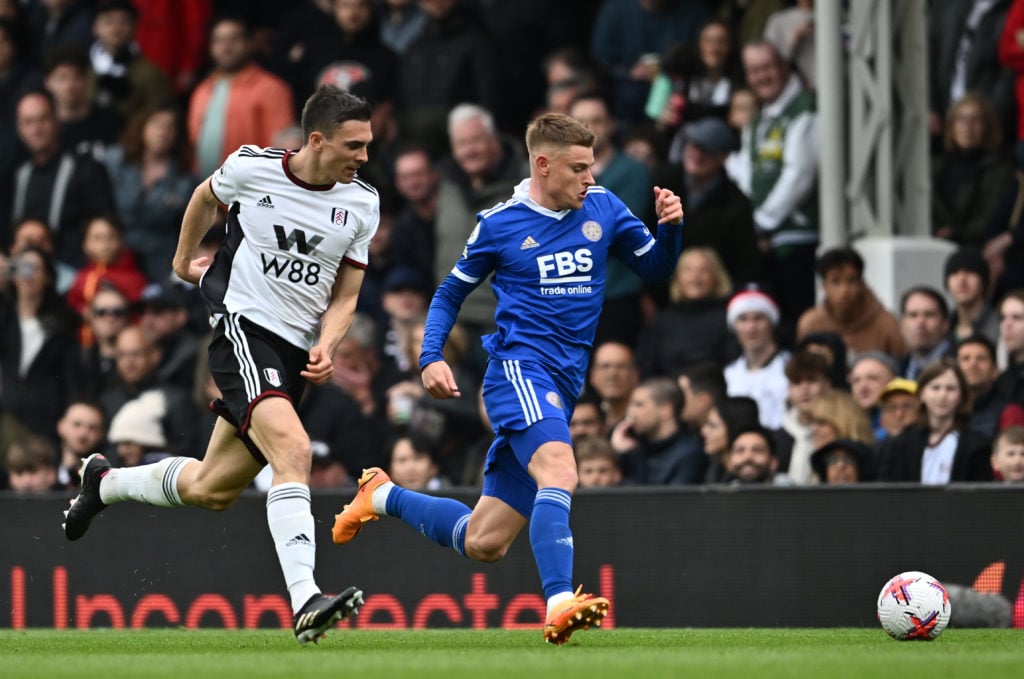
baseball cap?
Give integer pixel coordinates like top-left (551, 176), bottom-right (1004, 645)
top-left (879, 378), bottom-right (917, 400)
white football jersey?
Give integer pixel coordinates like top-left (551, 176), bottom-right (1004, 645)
top-left (202, 145), bottom-right (379, 349)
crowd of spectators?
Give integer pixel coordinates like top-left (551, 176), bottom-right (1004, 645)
top-left (3, 0), bottom-right (1024, 494)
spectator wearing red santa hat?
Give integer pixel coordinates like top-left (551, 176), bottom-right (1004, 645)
top-left (723, 287), bottom-right (790, 429)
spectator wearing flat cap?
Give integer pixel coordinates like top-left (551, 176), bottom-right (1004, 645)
top-left (657, 115), bottom-right (760, 287)
top-left (796, 246), bottom-right (907, 359)
top-left (944, 247), bottom-right (1000, 347)
top-left (847, 350), bottom-right (900, 440)
top-left (811, 438), bottom-right (876, 484)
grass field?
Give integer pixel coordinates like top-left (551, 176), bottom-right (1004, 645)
top-left (1, 628), bottom-right (1021, 679)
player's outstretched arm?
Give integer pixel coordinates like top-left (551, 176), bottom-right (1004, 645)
top-left (421, 360), bottom-right (461, 399)
top-left (174, 178), bottom-right (220, 284)
top-left (653, 186), bottom-right (684, 226)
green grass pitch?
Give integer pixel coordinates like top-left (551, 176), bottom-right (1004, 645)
top-left (1, 628), bottom-right (1020, 679)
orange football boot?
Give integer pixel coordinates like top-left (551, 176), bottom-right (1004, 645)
top-left (332, 467), bottom-right (390, 544)
top-left (543, 585), bottom-right (610, 645)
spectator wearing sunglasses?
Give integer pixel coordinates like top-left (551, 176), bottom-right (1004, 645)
top-left (79, 282), bottom-right (133, 395)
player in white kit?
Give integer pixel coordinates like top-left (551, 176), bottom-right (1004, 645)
top-left (63, 85), bottom-right (378, 644)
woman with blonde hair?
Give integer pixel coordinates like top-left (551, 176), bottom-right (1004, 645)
top-left (637, 246), bottom-right (737, 376)
top-left (800, 390), bottom-right (875, 484)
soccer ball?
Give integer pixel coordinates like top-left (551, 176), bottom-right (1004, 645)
top-left (876, 571), bottom-right (952, 640)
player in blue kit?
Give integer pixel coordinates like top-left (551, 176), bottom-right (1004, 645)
top-left (332, 112), bottom-right (684, 644)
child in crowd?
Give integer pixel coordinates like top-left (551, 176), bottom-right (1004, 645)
top-left (574, 435), bottom-right (623, 488)
top-left (991, 425), bottom-right (1024, 482)
top-left (4, 436), bottom-right (61, 493)
top-left (65, 214), bottom-right (148, 321)
top-left (388, 436), bottom-right (448, 491)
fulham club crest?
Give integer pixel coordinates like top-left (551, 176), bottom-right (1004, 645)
top-left (263, 368), bottom-right (282, 387)
top-left (331, 207), bottom-right (347, 227)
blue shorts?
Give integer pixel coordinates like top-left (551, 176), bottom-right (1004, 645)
top-left (480, 359), bottom-right (575, 518)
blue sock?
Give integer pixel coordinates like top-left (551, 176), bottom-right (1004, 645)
top-left (530, 488), bottom-right (574, 599)
top-left (386, 486), bottom-right (471, 556)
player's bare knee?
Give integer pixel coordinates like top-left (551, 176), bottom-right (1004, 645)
top-left (464, 535), bottom-right (510, 563)
top-left (533, 462), bottom-right (578, 493)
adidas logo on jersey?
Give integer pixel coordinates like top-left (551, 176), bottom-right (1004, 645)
top-left (520, 235), bottom-right (540, 250)
top-left (256, 195), bottom-right (275, 208)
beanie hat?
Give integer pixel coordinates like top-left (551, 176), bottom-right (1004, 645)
top-left (727, 289), bottom-right (780, 329)
top-left (108, 391), bottom-right (167, 449)
top-left (943, 248), bottom-right (990, 290)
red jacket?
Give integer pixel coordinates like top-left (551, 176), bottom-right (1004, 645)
top-left (999, 0), bottom-right (1024, 139)
top-left (132, 0), bottom-right (211, 93)
top-left (66, 249), bottom-right (149, 316)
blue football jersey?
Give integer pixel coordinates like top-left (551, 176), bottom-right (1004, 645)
top-left (421, 179), bottom-right (682, 394)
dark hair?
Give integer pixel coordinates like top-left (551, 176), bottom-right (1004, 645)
top-left (120, 103), bottom-right (192, 168)
top-left (9, 246), bottom-right (74, 332)
top-left (784, 350), bottom-right (830, 382)
top-left (573, 393), bottom-right (607, 424)
top-left (208, 14), bottom-right (251, 39)
top-left (300, 84), bottom-right (372, 143)
top-left (43, 46), bottom-right (91, 78)
top-left (83, 212), bottom-right (126, 238)
top-left (0, 19), bottom-right (25, 64)
top-left (678, 361), bottom-right (727, 401)
top-left (716, 396), bottom-right (761, 444)
top-left (729, 423), bottom-right (777, 457)
top-left (62, 398), bottom-right (107, 426)
top-left (796, 331), bottom-right (849, 390)
top-left (955, 333), bottom-right (997, 363)
top-left (900, 285), bottom-right (949, 319)
top-left (816, 246), bottom-right (864, 278)
top-left (639, 377), bottom-right (685, 421)
top-left (568, 91), bottom-right (614, 118)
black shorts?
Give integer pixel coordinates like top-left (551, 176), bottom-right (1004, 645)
top-left (208, 313), bottom-right (308, 464)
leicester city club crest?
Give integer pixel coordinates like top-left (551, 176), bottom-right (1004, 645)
top-left (546, 391), bottom-right (563, 410)
top-left (581, 221), bottom-right (602, 242)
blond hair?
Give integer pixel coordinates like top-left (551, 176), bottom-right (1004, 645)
top-left (808, 391), bottom-right (875, 444)
top-left (669, 246), bottom-right (733, 301)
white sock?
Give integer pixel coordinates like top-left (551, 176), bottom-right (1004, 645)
top-left (372, 481), bottom-right (395, 515)
top-left (267, 482), bottom-right (321, 612)
top-left (100, 457), bottom-right (190, 506)
top-left (547, 591), bottom-right (574, 616)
